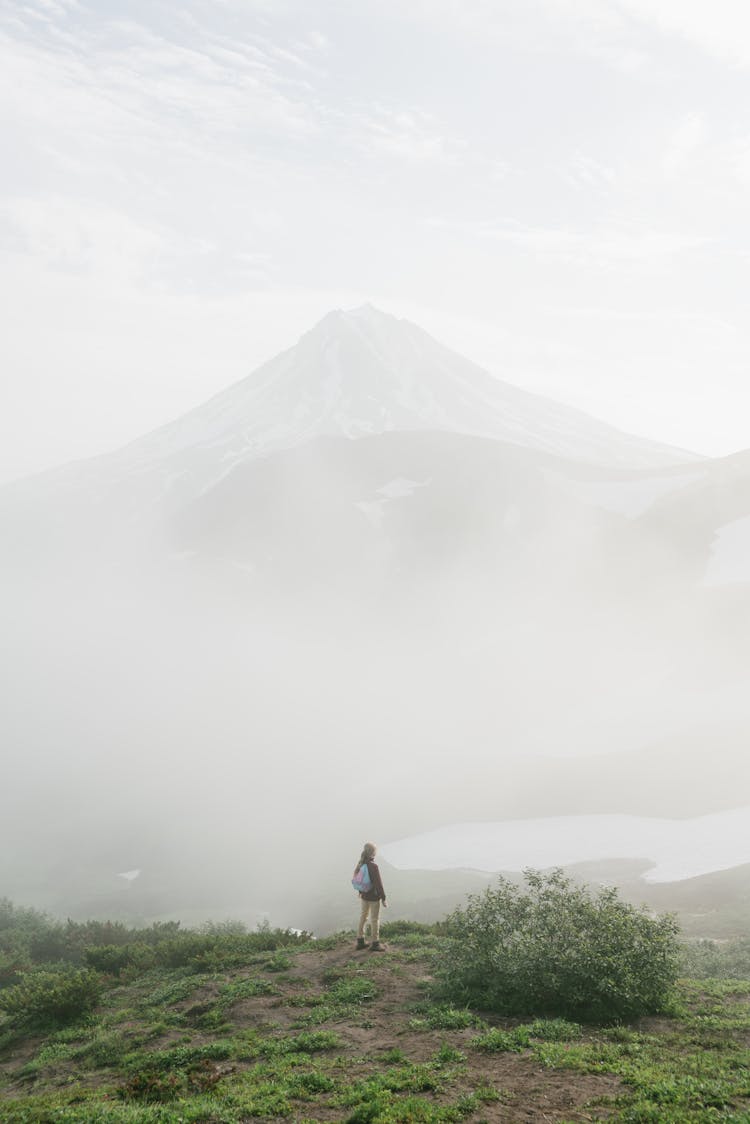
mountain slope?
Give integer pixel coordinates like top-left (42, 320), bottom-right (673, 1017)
top-left (1, 305), bottom-right (696, 524)
top-left (117, 304), bottom-right (696, 476)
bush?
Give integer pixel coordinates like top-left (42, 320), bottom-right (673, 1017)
top-left (0, 898), bottom-right (74, 971)
top-left (680, 938), bottom-right (750, 979)
top-left (0, 968), bottom-right (101, 1027)
top-left (154, 927), bottom-right (309, 971)
top-left (435, 870), bottom-right (680, 1023)
top-left (118, 1070), bottom-right (185, 1102)
top-left (379, 920), bottom-right (436, 938)
top-left (82, 943), bottom-right (153, 976)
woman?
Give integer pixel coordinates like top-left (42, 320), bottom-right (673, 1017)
top-left (354, 841), bottom-right (387, 951)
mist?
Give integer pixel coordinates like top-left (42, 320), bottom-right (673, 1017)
top-left (3, 329), bottom-right (749, 934)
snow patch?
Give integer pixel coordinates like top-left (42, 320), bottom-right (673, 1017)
top-left (376, 477), bottom-right (429, 499)
top-left (381, 807), bottom-right (750, 884)
top-left (355, 478), bottom-right (430, 527)
top-left (704, 514), bottom-right (750, 586)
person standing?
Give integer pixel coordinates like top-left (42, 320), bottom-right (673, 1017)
top-left (354, 842), bottom-right (387, 951)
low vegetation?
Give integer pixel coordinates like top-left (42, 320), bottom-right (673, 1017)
top-left (1, 884), bottom-right (750, 1121)
top-left (436, 870), bottom-right (681, 1022)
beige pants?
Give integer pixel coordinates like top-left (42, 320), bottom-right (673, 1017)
top-left (357, 897), bottom-right (381, 942)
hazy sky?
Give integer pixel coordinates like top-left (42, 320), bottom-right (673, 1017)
top-left (2, 0), bottom-right (750, 482)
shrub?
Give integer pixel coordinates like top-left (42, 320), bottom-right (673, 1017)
top-left (0, 947), bottom-right (28, 987)
top-left (435, 869), bottom-right (680, 1023)
top-left (154, 928), bottom-right (309, 971)
top-left (680, 938), bottom-right (750, 979)
top-left (379, 920), bottom-right (436, 938)
top-left (118, 1070), bottom-right (185, 1102)
top-left (84, 939), bottom-right (152, 975)
top-left (0, 968), bottom-right (101, 1027)
top-left (199, 918), bottom-right (249, 935)
top-left (0, 899), bottom-right (75, 969)
top-left (265, 951), bottom-right (292, 972)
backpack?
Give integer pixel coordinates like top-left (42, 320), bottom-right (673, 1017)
top-left (351, 863), bottom-right (372, 894)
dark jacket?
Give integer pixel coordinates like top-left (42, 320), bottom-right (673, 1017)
top-left (360, 860), bottom-right (386, 903)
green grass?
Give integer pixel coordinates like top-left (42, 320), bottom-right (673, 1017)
top-left (5, 921), bottom-right (750, 1123)
top-left (408, 1003), bottom-right (482, 1031)
top-left (470, 1025), bottom-right (531, 1053)
top-left (286, 969), bottom-right (380, 1028)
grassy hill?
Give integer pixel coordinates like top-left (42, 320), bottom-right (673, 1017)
top-left (3, 916), bottom-right (750, 1122)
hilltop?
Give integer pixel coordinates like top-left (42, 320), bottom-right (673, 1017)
top-left (3, 918), bottom-right (750, 1122)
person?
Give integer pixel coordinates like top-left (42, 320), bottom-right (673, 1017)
top-left (354, 841), bottom-right (387, 951)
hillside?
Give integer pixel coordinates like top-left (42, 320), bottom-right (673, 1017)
top-left (3, 918), bottom-right (750, 1122)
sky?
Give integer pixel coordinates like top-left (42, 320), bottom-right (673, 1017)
top-left (2, 0), bottom-right (750, 483)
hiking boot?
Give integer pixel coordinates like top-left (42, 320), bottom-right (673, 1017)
top-left (356, 937), bottom-right (367, 950)
top-left (369, 941), bottom-right (386, 952)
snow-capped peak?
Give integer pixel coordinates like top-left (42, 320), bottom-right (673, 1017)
top-left (125, 306), bottom-right (695, 473)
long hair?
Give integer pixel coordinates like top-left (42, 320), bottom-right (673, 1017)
top-left (355, 841), bottom-right (376, 872)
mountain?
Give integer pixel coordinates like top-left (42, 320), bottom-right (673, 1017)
top-left (123, 304), bottom-right (695, 472)
top-left (1, 305), bottom-right (749, 927)
top-left (0, 304), bottom-right (700, 580)
top-left (2, 305), bottom-right (695, 510)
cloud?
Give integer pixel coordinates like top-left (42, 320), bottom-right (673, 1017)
top-left (306, 30), bottom-right (329, 51)
top-left (614, 0), bottom-right (750, 66)
top-left (562, 153), bottom-right (617, 189)
top-left (357, 106), bottom-right (456, 164)
top-left (662, 112), bottom-right (709, 174)
top-left (425, 216), bottom-right (713, 269)
top-left (0, 196), bottom-right (167, 282)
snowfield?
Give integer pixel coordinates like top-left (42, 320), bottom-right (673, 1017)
top-left (381, 807), bottom-right (750, 883)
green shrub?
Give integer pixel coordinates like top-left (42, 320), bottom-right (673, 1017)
top-left (77, 1028), bottom-right (132, 1067)
top-left (379, 920), bottom-right (436, 938)
top-left (199, 918), bottom-right (249, 935)
top-left (154, 927), bottom-right (309, 971)
top-left (64, 918), bottom-right (180, 953)
top-left (83, 943), bottom-right (149, 976)
top-left (117, 1069), bottom-right (185, 1102)
top-left (0, 968), bottom-right (101, 1027)
top-left (436, 869), bottom-right (680, 1023)
top-left (680, 937), bottom-right (750, 979)
top-left (0, 899), bottom-right (75, 971)
top-left (433, 1042), bottom-right (466, 1064)
top-left (0, 947), bottom-right (28, 987)
top-left (265, 951), bottom-right (292, 972)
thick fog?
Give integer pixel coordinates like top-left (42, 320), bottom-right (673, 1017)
top-left (3, 393), bottom-right (749, 933)
top-left (5, 0), bottom-right (750, 942)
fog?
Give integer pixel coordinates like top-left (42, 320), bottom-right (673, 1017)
top-left (5, 0), bottom-right (750, 943)
top-left (2, 378), bottom-right (749, 932)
